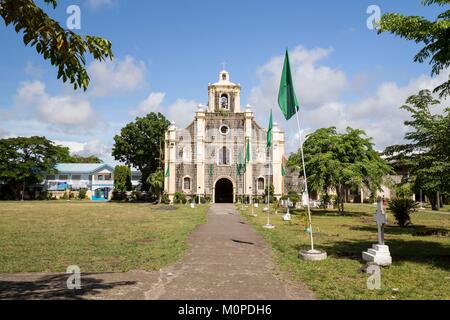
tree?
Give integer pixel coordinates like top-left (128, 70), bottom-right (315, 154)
top-left (147, 171), bottom-right (164, 203)
top-left (289, 127), bottom-right (392, 214)
top-left (384, 90), bottom-right (450, 210)
top-left (0, 136), bottom-right (68, 199)
top-left (113, 166), bottom-right (132, 193)
top-left (378, 0), bottom-right (450, 98)
top-left (63, 155), bottom-right (103, 164)
top-left (112, 112), bottom-right (170, 189)
top-left (0, 0), bottom-right (113, 90)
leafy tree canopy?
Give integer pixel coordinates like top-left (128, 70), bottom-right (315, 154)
top-left (63, 155), bottom-right (103, 164)
top-left (384, 90), bottom-right (449, 210)
top-left (0, 0), bottom-right (113, 90)
top-left (288, 127), bottom-right (392, 213)
top-left (378, 0), bottom-right (450, 98)
top-left (112, 112), bottom-right (170, 188)
top-left (114, 165), bottom-right (132, 192)
top-left (0, 136), bottom-right (69, 198)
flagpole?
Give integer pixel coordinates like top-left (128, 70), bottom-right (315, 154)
top-left (267, 145), bottom-right (271, 225)
top-left (243, 139), bottom-right (246, 209)
top-left (295, 111), bottom-right (314, 251)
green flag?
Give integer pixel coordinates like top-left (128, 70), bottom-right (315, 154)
top-left (282, 165), bottom-right (286, 177)
top-left (278, 49), bottom-right (300, 121)
top-left (267, 109), bottom-right (273, 148)
top-left (209, 163), bottom-right (213, 177)
top-left (245, 138), bottom-right (251, 163)
top-left (165, 165), bottom-right (170, 178)
top-left (237, 148), bottom-right (245, 176)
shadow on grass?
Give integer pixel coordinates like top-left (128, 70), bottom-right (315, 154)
top-left (290, 209), bottom-right (372, 218)
top-left (0, 273), bottom-right (136, 300)
top-left (351, 225), bottom-right (450, 237)
top-left (297, 239), bottom-right (450, 271)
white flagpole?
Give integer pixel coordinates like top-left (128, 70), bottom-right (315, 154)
top-left (295, 111), bottom-right (315, 251)
top-left (267, 144), bottom-right (271, 225)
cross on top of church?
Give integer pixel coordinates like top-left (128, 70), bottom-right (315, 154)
top-left (221, 61), bottom-right (227, 70)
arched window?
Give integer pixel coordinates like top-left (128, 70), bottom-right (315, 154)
top-left (222, 73), bottom-right (227, 81)
top-left (219, 147), bottom-right (231, 165)
top-left (258, 177), bottom-right (265, 191)
top-left (183, 177), bottom-right (191, 190)
top-left (178, 148), bottom-right (184, 160)
top-left (220, 94), bottom-right (229, 110)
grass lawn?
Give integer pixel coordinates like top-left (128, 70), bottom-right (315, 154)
top-left (0, 201), bottom-right (208, 273)
top-left (240, 203), bottom-right (450, 300)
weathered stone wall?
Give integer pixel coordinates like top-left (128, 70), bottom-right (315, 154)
top-left (173, 113), bottom-right (273, 198)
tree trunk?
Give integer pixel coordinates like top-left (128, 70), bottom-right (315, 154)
top-left (337, 184), bottom-right (345, 214)
top-left (430, 192), bottom-right (439, 211)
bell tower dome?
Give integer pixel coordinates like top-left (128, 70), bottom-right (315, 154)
top-left (207, 70), bottom-right (241, 113)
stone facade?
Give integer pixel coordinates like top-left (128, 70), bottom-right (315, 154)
top-left (164, 70), bottom-right (285, 203)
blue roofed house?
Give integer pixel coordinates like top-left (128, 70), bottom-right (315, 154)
top-left (44, 164), bottom-right (142, 201)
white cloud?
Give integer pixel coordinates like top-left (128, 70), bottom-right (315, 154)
top-left (14, 80), bottom-right (97, 129)
top-left (24, 61), bottom-right (44, 78)
top-left (130, 92), bottom-right (166, 116)
top-left (249, 45), bottom-right (348, 114)
top-left (131, 93), bottom-right (199, 128)
top-left (54, 139), bottom-right (112, 159)
top-left (248, 45), bottom-right (449, 153)
top-left (88, 55), bottom-right (146, 97)
top-left (165, 99), bottom-right (199, 127)
top-left (37, 96), bottom-right (96, 127)
top-left (16, 80), bottom-right (46, 106)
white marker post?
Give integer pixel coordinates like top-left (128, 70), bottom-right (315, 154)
top-left (362, 200), bottom-right (392, 266)
top-left (263, 140), bottom-right (274, 229)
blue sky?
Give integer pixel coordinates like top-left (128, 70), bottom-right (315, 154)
top-left (0, 0), bottom-right (447, 161)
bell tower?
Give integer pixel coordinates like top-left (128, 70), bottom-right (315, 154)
top-left (207, 70), bottom-right (241, 113)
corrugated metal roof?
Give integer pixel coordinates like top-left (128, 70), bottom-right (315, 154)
top-left (55, 164), bottom-right (114, 174)
top-left (55, 163), bottom-right (141, 174)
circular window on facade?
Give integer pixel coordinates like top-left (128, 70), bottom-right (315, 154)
top-left (220, 125), bottom-right (230, 136)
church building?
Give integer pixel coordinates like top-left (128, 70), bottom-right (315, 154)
top-left (164, 70), bottom-right (285, 203)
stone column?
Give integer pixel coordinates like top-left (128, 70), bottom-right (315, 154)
top-left (244, 106), bottom-right (254, 198)
top-left (195, 106), bottom-right (206, 197)
top-left (164, 122), bottom-right (177, 200)
top-left (272, 123), bottom-right (285, 199)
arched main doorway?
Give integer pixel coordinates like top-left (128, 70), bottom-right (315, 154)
top-left (215, 178), bottom-right (234, 203)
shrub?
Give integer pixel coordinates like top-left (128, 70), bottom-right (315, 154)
top-left (287, 191), bottom-right (300, 205)
top-left (395, 183), bottom-right (414, 198)
top-left (174, 192), bottom-right (187, 204)
top-left (193, 195), bottom-right (207, 204)
top-left (78, 189), bottom-right (87, 200)
top-left (161, 192), bottom-right (170, 205)
top-left (388, 198), bottom-right (418, 227)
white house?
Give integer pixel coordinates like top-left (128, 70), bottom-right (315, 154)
top-left (43, 164), bottom-right (141, 201)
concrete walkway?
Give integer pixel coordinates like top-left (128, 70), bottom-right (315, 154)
top-left (0, 204), bottom-right (314, 300)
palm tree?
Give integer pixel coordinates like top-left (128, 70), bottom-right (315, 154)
top-left (147, 171), bottom-right (164, 204)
